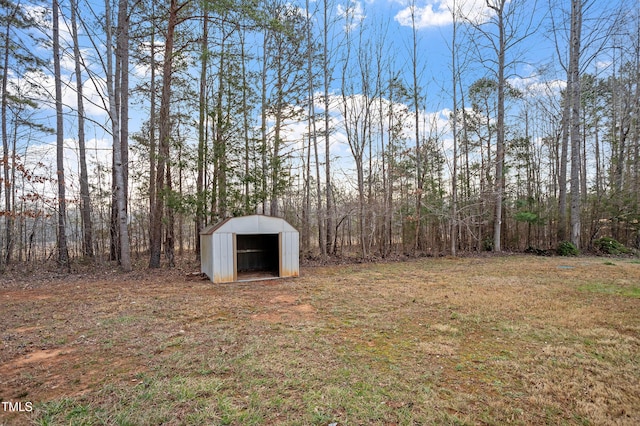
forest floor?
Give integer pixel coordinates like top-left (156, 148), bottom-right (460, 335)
top-left (1, 255), bottom-right (639, 425)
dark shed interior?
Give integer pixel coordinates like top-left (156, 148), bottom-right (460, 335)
top-left (236, 234), bottom-right (279, 279)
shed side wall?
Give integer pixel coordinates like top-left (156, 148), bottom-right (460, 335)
top-left (281, 231), bottom-right (300, 277)
top-left (213, 232), bottom-right (234, 283)
top-left (200, 233), bottom-right (213, 279)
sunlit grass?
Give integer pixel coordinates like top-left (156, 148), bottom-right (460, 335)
top-left (579, 282), bottom-right (640, 298)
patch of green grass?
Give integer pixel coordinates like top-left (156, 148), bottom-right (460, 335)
top-left (33, 374), bottom-right (230, 426)
top-left (579, 282), bottom-right (640, 298)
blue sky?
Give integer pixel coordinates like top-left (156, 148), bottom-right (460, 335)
top-left (319, 0), bottom-right (628, 98)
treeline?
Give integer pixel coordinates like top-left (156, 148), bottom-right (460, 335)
top-left (1, 0), bottom-right (638, 271)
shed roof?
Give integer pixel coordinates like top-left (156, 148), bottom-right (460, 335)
top-left (200, 215), bottom-right (297, 235)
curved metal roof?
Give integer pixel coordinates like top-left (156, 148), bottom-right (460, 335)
top-left (200, 215), bottom-right (298, 235)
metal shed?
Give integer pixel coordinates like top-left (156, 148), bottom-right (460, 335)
top-left (200, 215), bottom-right (299, 283)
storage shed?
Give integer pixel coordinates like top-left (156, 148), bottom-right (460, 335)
top-left (200, 215), bottom-right (299, 283)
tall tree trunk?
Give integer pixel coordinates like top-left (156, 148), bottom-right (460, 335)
top-left (313, 114), bottom-right (324, 255)
top-left (450, 0), bottom-right (459, 256)
top-left (118, 0), bottom-right (129, 220)
top-left (178, 142), bottom-right (183, 255)
top-left (558, 74), bottom-right (571, 243)
top-left (240, 27), bottom-right (251, 214)
top-left (1, 6), bottom-right (12, 265)
top-left (633, 27), bottom-right (640, 248)
top-left (460, 81), bottom-right (471, 249)
top-left (569, 0), bottom-right (582, 249)
top-left (376, 65), bottom-right (387, 257)
top-left (165, 161), bottom-right (175, 266)
top-left (323, 0), bottom-right (332, 255)
top-left (150, 0), bottom-right (181, 268)
top-left (53, 0), bottom-right (69, 269)
top-left (260, 31), bottom-right (269, 215)
top-left (302, 118), bottom-right (310, 252)
top-left (196, 6), bottom-right (208, 259)
top-left (214, 25), bottom-right (228, 219)
top-left (149, 1), bottom-right (157, 260)
top-left (386, 73), bottom-right (396, 255)
top-left (488, 0), bottom-right (506, 253)
top-left (71, 0), bottom-right (94, 259)
top-left (306, 0), bottom-right (323, 255)
top-left (270, 56), bottom-right (283, 217)
top-left (410, 2), bottom-right (423, 253)
top-left (105, 0), bottom-right (131, 271)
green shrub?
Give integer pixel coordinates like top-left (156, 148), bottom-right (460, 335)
top-left (557, 241), bottom-right (579, 256)
top-left (593, 237), bottom-right (628, 255)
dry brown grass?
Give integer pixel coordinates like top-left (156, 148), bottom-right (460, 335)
top-left (1, 255), bottom-right (639, 425)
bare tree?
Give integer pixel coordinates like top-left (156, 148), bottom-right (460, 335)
top-left (105, 0), bottom-right (131, 271)
top-left (407, 0), bottom-right (425, 253)
top-left (148, 0), bottom-right (158, 262)
top-left (70, 0), bottom-right (94, 259)
top-left (195, 2), bottom-right (208, 259)
top-left (53, 0), bottom-right (69, 269)
top-left (568, 0), bottom-right (582, 248)
top-left (550, 0), bottom-right (622, 247)
top-left (486, 0), bottom-right (507, 252)
top-left (305, 0), bottom-right (323, 255)
top-left (468, 0), bottom-right (539, 252)
top-left (449, 0), bottom-right (461, 256)
top-left (1, 3), bottom-right (15, 266)
top-left (339, 5), bottom-right (378, 259)
top-left (322, 0), bottom-right (333, 255)
top-left (149, 0), bottom-right (187, 268)
top-left (150, 0), bottom-right (176, 268)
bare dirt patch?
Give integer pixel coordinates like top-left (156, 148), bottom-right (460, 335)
top-left (251, 293), bottom-right (316, 323)
top-left (2, 349), bottom-right (69, 370)
top-left (291, 303), bottom-right (315, 313)
top-left (269, 294), bottom-right (298, 304)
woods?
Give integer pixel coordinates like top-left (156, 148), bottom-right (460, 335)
top-left (0, 0), bottom-right (639, 271)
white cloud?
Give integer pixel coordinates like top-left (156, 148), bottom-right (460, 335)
top-left (16, 69), bottom-right (108, 118)
top-left (23, 4), bottom-right (50, 30)
top-left (508, 74), bottom-right (565, 99)
top-left (394, 0), bottom-right (495, 29)
top-left (594, 60), bottom-right (613, 74)
top-left (337, 1), bottom-right (366, 32)
top-left (395, 2), bottom-right (450, 28)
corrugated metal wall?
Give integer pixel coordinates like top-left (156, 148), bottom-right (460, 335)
top-left (212, 232), bottom-right (235, 283)
top-left (280, 231), bottom-right (299, 278)
top-left (200, 232), bottom-right (213, 279)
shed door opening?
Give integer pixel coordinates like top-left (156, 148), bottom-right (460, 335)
top-left (236, 234), bottom-right (279, 280)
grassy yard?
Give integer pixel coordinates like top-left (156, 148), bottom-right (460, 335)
top-left (1, 256), bottom-right (639, 425)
